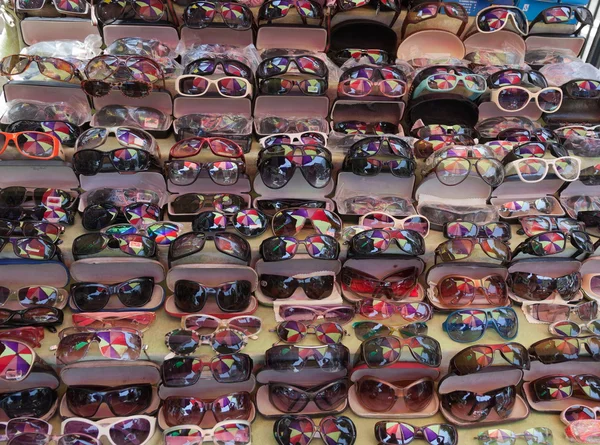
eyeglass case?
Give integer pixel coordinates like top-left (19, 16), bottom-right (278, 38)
top-left (68, 257), bottom-right (166, 312)
top-left (329, 100), bottom-right (404, 143)
top-left (254, 258), bottom-right (343, 308)
top-left (523, 359), bottom-right (600, 412)
top-left (256, 25), bottom-right (328, 55)
top-left (164, 264), bottom-right (259, 318)
top-left (173, 92), bottom-right (253, 133)
top-left (581, 257), bottom-right (600, 302)
top-left (333, 171), bottom-right (415, 221)
top-left (491, 176), bottom-right (566, 221)
top-left (526, 35), bottom-right (587, 59)
top-left (180, 21), bottom-right (254, 49)
top-left (426, 262), bottom-right (509, 310)
top-left (0, 259), bottom-right (69, 310)
top-left (58, 360), bottom-right (161, 420)
top-left (253, 95), bottom-right (330, 138)
top-left (405, 94), bottom-right (478, 129)
top-left (341, 257), bottom-right (425, 304)
top-left (20, 17), bottom-right (100, 46)
top-left (78, 173), bottom-right (167, 204)
top-left (102, 24), bottom-right (180, 55)
top-left (328, 20), bottom-right (397, 58)
top-left (348, 363), bottom-right (440, 418)
top-left (256, 378), bottom-right (348, 418)
top-left (559, 180), bottom-right (600, 218)
top-left (396, 30), bottom-right (465, 61)
top-left (507, 258), bottom-right (584, 304)
top-left (437, 368), bottom-right (529, 426)
top-left (464, 31), bottom-right (526, 62)
top-left (544, 99), bottom-right (600, 127)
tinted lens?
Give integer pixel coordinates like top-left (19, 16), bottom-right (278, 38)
top-left (121, 81), bottom-right (152, 98)
top-left (217, 77), bottom-right (249, 97)
top-left (498, 87), bottom-right (530, 111)
top-left (564, 405), bottom-right (598, 422)
top-left (167, 329), bottom-right (200, 355)
top-left (173, 280), bottom-right (206, 313)
top-left (82, 80), bottom-right (112, 97)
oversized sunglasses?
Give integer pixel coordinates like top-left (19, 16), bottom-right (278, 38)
top-left (165, 326), bottom-right (256, 355)
top-left (274, 320), bottom-right (346, 345)
top-left (402, 2), bottom-right (467, 38)
top-left (168, 232), bottom-right (251, 266)
top-left (278, 305), bottom-right (356, 325)
top-left (353, 321), bottom-right (428, 341)
top-left (356, 375), bottom-right (434, 412)
top-left (0, 55), bottom-right (82, 82)
top-left (265, 344), bottom-right (350, 372)
top-left (562, 405), bottom-right (600, 425)
top-left (81, 202), bottom-right (160, 231)
top-left (164, 422), bottom-right (251, 445)
top-left (274, 416), bottom-right (356, 445)
top-left (258, 55), bottom-right (327, 78)
top-left (341, 266), bottom-right (419, 300)
top-left (183, 1), bottom-right (253, 29)
top-left (442, 307), bottom-right (519, 343)
top-left (344, 156), bottom-right (415, 178)
top-left (260, 132), bottom-right (327, 148)
top-left (523, 300), bottom-right (598, 323)
top-left (508, 270), bottom-right (581, 301)
top-left (65, 384), bottom-right (152, 418)
top-left (518, 216), bottom-right (584, 237)
top-left (333, 120), bottom-right (398, 135)
top-left (1, 418), bottom-right (54, 442)
top-left (550, 319), bottom-right (600, 338)
top-left (72, 233), bottom-right (156, 260)
top-left (0, 220), bottom-right (64, 244)
top-left (0, 387), bottom-right (57, 420)
top-left (72, 312), bottom-right (156, 332)
top-left (0, 186), bottom-right (74, 208)
top-left (424, 156), bottom-right (504, 187)
top-left (0, 131), bottom-right (61, 160)
top-left (269, 379), bottom-right (349, 413)
top-left (533, 374), bottom-right (600, 403)
top-left (70, 277), bottom-right (154, 312)
top-left (531, 5), bottom-right (592, 33)
top-left (258, 0), bottom-right (323, 25)
top-left (76, 126), bottom-right (155, 152)
top-left (271, 208), bottom-right (342, 238)
top-left (434, 238), bottom-right (511, 264)
top-left (338, 72), bottom-right (407, 98)
top-left (475, 428), bottom-right (552, 445)
top-left (260, 235), bottom-right (339, 261)
top-left (55, 328), bottom-right (144, 364)
top-left (165, 159), bottom-right (246, 187)
top-left (81, 79), bottom-right (162, 98)
top-left (169, 136), bottom-right (244, 159)
top-left (491, 86), bottom-right (563, 113)
top-left (505, 156), bottom-right (580, 183)
top-left (358, 213), bottom-right (429, 237)
top-left (185, 58), bottom-right (253, 81)
top-left (6, 120), bottom-right (80, 148)
top-left (16, 0), bottom-right (89, 14)
top-left (375, 422), bottom-right (458, 445)
top-left (0, 236), bottom-right (59, 261)
top-left (173, 279), bottom-right (252, 313)
top-left (1, 207), bottom-right (73, 226)
top-left (192, 209), bottom-right (268, 237)
top-left (183, 314), bottom-right (261, 334)
top-left (443, 221), bottom-right (511, 240)
top-left (476, 6), bottom-right (529, 35)
top-left (442, 385), bottom-right (516, 422)
top-left (176, 75), bottom-right (252, 98)
top-left (161, 354), bottom-right (253, 387)
top-left (170, 193), bottom-right (246, 216)
top-left (562, 79), bottom-right (600, 100)
top-left (73, 147), bottom-right (158, 176)
top-left (435, 275), bottom-right (508, 306)
top-left (95, 0), bottom-right (165, 23)
top-left (498, 197), bottom-right (556, 218)
top-left (357, 300), bottom-right (433, 322)
top-left (488, 69), bottom-right (548, 89)
top-left (349, 229), bottom-right (425, 256)
top-left (0, 284), bottom-right (66, 308)
top-left (529, 336), bottom-right (600, 364)
top-left (103, 222), bottom-right (181, 246)
top-left (450, 342), bottom-right (530, 375)
top-left (61, 416), bottom-right (155, 445)
top-left (259, 78), bottom-right (328, 96)
top-left (85, 54), bottom-right (163, 82)
top-left (260, 272), bottom-right (335, 300)
top-left (349, 136), bottom-right (412, 157)
top-left (163, 392), bottom-right (253, 427)
top-left (512, 231), bottom-right (594, 260)
top-left (258, 154), bottom-right (332, 190)
top-left (0, 307), bottom-right (63, 328)
top-left (357, 335), bottom-right (442, 368)
top-left (413, 72), bottom-right (487, 100)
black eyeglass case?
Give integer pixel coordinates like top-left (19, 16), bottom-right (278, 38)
top-left (405, 94), bottom-right (478, 129)
top-left (328, 20), bottom-right (397, 62)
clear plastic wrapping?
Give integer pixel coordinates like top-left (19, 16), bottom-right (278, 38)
top-left (255, 115), bottom-right (329, 135)
top-left (105, 37), bottom-right (182, 79)
top-left (0, 99), bottom-right (92, 126)
top-left (334, 181), bottom-right (416, 216)
top-left (525, 48), bottom-right (582, 67)
top-left (21, 35), bottom-right (102, 61)
top-left (91, 105), bottom-right (171, 132)
top-left (540, 62), bottom-right (600, 86)
top-left (173, 114), bottom-right (254, 136)
top-left (564, 136), bottom-right (600, 157)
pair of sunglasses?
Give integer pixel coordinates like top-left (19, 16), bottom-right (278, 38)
top-left (170, 193), bottom-right (246, 216)
top-left (260, 272), bottom-right (334, 300)
top-left (269, 379), bottom-right (349, 414)
top-left (358, 300), bottom-right (433, 322)
top-left (476, 428), bottom-right (552, 445)
top-left (357, 335), bottom-right (442, 368)
top-left (260, 235), bottom-right (339, 261)
top-left (265, 344), bottom-right (350, 373)
top-left (163, 392), bottom-right (252, 427)
top-left (55, 327), bottom-right (144, 364)
top-left (356, 375), bottom-right (434, 412)
top-left (443, 307), bottom-right (518, 343)
top-left (161, 354), bottom-right (253, 387)
top-left (164, 422), bottom-right (250, 445)
top-left (533, 374), bottom-right (600, 403)
top-left (183, 1), bottom-right (253, 29)
top-left (529, 336), bottom-right (600, 364)
top-left (341, 266), bottom-right (419, 300)
top-left (274, 320), bottom-right (346, 345)
top-left (508, 270), bottom-right (581, 301)
top-left (435, 275), bottom-right (508, 306)
top-left (349, 229), bottom-right (426, 256)
top-left (450, 342), bottom-right (530, 375)
top-left (70, 277), bottom-right (154, 312)
top-left (375, 422), bottom-right (458, 445)
top-left (338, 65), bottom-right (407, 99)
top-left (192, 209), bottom-right (268, 238)
top-left (434, 238), bottom-right (511, 264)
top-left (173, 279), bottom-right (252, 313)
top-left (65, 384), bottom-right (152, 418)
top-left (353, 321), bottom-right (428, 341)
top-left (442, 385), bottom-right (516, 422)
top-left (168, 232), bottom-right (251, 266)
top-left (165, 326), bottom-right (256, 355)
top-left (274, 416), bottom-right (356, 445)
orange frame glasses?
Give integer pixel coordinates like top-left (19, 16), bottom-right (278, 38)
top-left (0, 131), bottom-right (62, 160)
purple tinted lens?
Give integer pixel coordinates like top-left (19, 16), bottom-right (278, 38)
top-left (109, 418), bottom-right (151, 445)
top-left (6, 419), bottom-right (51, 440)
top-left (403, 216), bottom-right (429, 235)
top-left (498, 88), bottom-right (529, 111)
top-left (62, 421), bottom-right (100, 438)
top-left (591, 276), bottom-right (600, 295)
top-left (538, 90), bottom-right (562, 111)
top-left (264, 136), bottom-right (291, 146)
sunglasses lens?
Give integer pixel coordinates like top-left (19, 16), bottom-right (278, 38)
top-left (146, 223), bottom-right (179, 245)
top-left (274, 417), bottom-right (315, 445)
top-left (82, 80), bottom-right (112, 97)
top-left (217, 77), bottom-right (249, 97)
top-left (212, 329), bottom-right (246, 353)
top-left (498, 87), bottom-right (529, 110)
top-left (538, 89), bottom-right (562, 112)
top-left (555, 158), bottom-right (580, 181)
top-left (568, 80), bottom-right (600, 99)
top-left (167, 329), bottom-right (199, 355)
top-left (353, 321), bottom-right (390, 340)
top-left (564, 405), bottom-right (597, 422)
top-left (276, 321), bottom-right (308, 343)
top-left (446, 310), bottom-right (487, 342)
top-left (530, 232), bottom-right (567, 256)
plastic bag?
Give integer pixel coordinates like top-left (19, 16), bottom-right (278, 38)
top-left (0, 99), bottom-right (91, 126)
top-left (174, 114), bottom-right (253, 136)
top-left (525, 48), bottom-right (582, 67)
top-left (256, 115), bottom-right (329, 135)
top-left (92, 105), bottom-right (171, 131)
top-left (541, 61), bottom-right (600, 86)
top-left (105, 37), bottom-right (182, 79)
top-left (21, 35), bottom-right (102, 61)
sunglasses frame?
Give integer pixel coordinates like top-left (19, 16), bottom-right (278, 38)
top-left (163, 421), bottom-right (251, 445)
top-left (176, 75), bottom-right (253, 98)
top-left (161, 354), bottom-right (253, 387)
top-left (274, 415), bottom-right (356, 445)
top-left (183, 1), bottom-right (254, 29)
top-left (491, 86), bottom-right (563, 113)
top-left (278, 305), bottom-right (356, 325)
top-left (402, 2), bottom-right (467, 38)
top-left (507, 156), bottom-right (580, 183)
top-left (442, 307), bottom-right (519, 342)
top-left (450, 342), bottom-right (530, 375)
top-left (549, 319), bottom-right (600, 337)
top-left (476, 5), bottom-right (529, 35)
top-left (356, 375), bottom-right (435, 412)
top-left (268, 379), bottom-right (350, 413)
top-left (61, 416), bottom-right (156, 445)
top-left (358, 334), bottom-right (442, 368)
top-left (165, 159), bottom-right (246, 187)
top-left (529, 336), bottom-right (600, 363)
top-left (375, 421), bottom-right (458, 445)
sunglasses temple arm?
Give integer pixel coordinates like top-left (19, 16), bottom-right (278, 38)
top-left (388, 9), bottom-right (400, 27)
top-left (165, 0), bottom-right (179, 27)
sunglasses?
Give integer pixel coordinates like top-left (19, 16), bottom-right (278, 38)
top-left (0, 220), bottom-right (64, 244)
top-left (0, 186), bottom-right (73, 209)
top-left (562, 405), bottom-right (600, 424)
top-left (350, 229), bottom-right (425, 256)
top-left (258, 155), bottom-right (332, 190)
top-left (176, 75), bottom-right (252, 98)
top-left (358, 213), bottom-right (429, 237)
top-left (475, 428), bottom-right (552, 445)
top-left (338, 69), bottom-right (407, 98)
top-left (73, 147), bottom-right (158, 176)
top-left (550, 319), bottom-right (600, 337)
top-left (260, 272), bottom-right (335, 300)
top-left (164, 421), bottom-right (250, 445)
top-left (165, 325), bottom-right (256, 355)
top-left (496, 127), bottom-right (556, 143)
top-left (499, 198), bottom-right (555, 218)
top-left (333, 120), bottom-right (398, 135)
top-left (185, 58), bottom-right (253, 80)
top-left (413, 124), bottom-right (476, 139)
top-left (356, 375), bottom-right (434, 412)
top-left (450, 342), bottom-right (530, 376)
top-left (265, 344), bottom-right (350, 373)
top-left (341, 266), bottom-right (419, 300)
top-left (168, 232), bottom-right (251, 266)
top-left (259, 117), bottom-right (328, 135)
top-left (259, 78), bottom-right (328, 96)
top-left (192, 210), bottom-right (268, 238)
top-left (357, 335), bottom-right (442, 368)
top-left (0, 55), bottom-right (81, 82)
top-left (424, 156), bottom-right (504, 187)
top-left (169, 137), bottom-right (244, 159)
top-left (444, 221), bottom-right (511, 240)
top-left (274, 320), bottom-right (346, 345)
top-left (269, 379), bottom-right (349, 413)
top-left (506, 156), bottom-right (580, 183)
top-left (65, 384), bottom-right (152, 418)
top-left (170, 193), bottom-right (245, 216)
top-left (82, 79), bottom-right (162, 99)
top-left (555, 124), bottom-right (600, 139)
top-left (173, 279), bottom-right (252, 313)
top-left (258, 0), bottom-right (323, 24)
top-left (16, 0), bottom-right (89, 13)
top-left (533, 374), bottom-right (600, 403)
top-left (523, 300), bottom-right (598, 323)
top-left (413, 72), bottom-right (487, 99)
top-left (375, 422), bottom-right (458, 445)
top-left (531, 5), bottom-right (592, 33)
top-left (165, 159), bottom-right (246, 187)
top-left (0, 131), bottom-right (63, 161)
top-left (513, 231), bottom-right (594, 259)
top-left (491, 86), bottom-right (563, 113)
top-left (435, 275), bottom-right (508, 306)
top-left (343, 196), bottom-right (412, 215)
top-left (72, 233), bottom-right (156, 260)
top-left (260, 235), bottom-right (339, 261)
top-left (488, 69), bottom-right (548, 89)
top-left (163, 392), bottom-right (252, 427)
top-left (6, 120), bottom-right (79, 149)
top-left (274, 416), bottom-right (356, 445)
top-left (331, 49), bottom-right (390, 68)
top-left (56, 327), bottom-right (144, 364)
top-left (161, 354), bottom-right (253, 387)
top-left (85, 53), bottom-right (162, 81)
top-left (75, 125), bottom-right (155, 151)
top-left (344, 155), bottom-right (415, 178)
top-left (508, 271), bottom-right (581, 301)
top-left (95, 0), bottom-right (165, 23)
top-left (518, 216), bottom-right (584, 237)
top-left (61, 416), bottom-right (155, 445)
top-left (1, 418), bottom-right (55, 442)
top-left (443, 385), bottom-right (516, 422)
top-left (81, 202), bottom-right (160, 231)
top-left (183, 1), bottom-right (253, 28)
top-left (72, 312), bottom-right (156, 332)
top-left (103, 222), bottom-right (181, 246)
top-left (402, 2), bottom-right (467, 37)
top-left (349, 136), bottom-right (412, 158)
top-left (271, 208), bottom-right (342, 238)
top-left (0, 389), bottom-right (56, 420)
top-left (70, 277), bottom-right (154, 312)
top-left (259, 143), bottom-right (330, 161)
top-left (260, 132), bottom-right (327, 148)
top-left (0, 306), bottom-right (63, 329)
top-left (358, 300), bottom-right (433, 322)
top-left (529, 337), bottom-right (600, 364)
top-left (443, 307), bottom-right (518, 343)
top-left (278, 305), bottom-right (356, 325)
top-left (0, 236), bottom-right (59, 261)
top-left (434, 238), bottom-right (511, 264)
top-left (477, 6), bottom-right (528, 35)
top-left (353, 321), bottom-right (428, 341)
